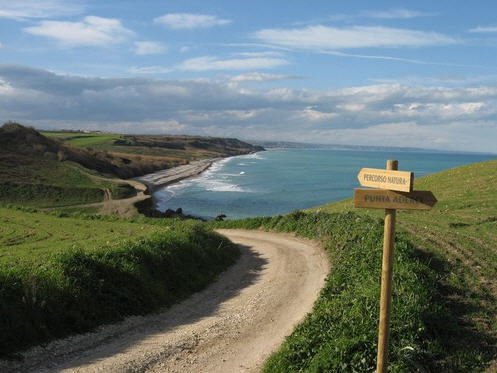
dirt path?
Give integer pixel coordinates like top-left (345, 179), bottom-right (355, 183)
top-left (52, 190), bottom-right (150, 217)
top-left (1, 230), bottom-right (329, 373)
top-left (55, 165), bottom-right (150, 217)
top-left (97, 191), bottom-right (149, 216)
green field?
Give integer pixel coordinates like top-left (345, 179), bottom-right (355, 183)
top-left (42, 132), bottom-right (120, 148)
top-left (0, 207), bottom-right (165, 263)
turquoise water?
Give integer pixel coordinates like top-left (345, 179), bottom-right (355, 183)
top-left (154, 149), bottom-right (495, 220)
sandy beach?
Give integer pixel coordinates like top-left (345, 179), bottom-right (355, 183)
top-left (135, 158), bottom-right (221, 192)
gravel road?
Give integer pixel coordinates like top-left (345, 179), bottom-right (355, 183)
top-left (1, 229), bottom-right (329, 373)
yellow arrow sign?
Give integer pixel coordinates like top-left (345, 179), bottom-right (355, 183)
top-left (354, 188), bottom-right (437, 210)
top-left (357, 168), bottom-right (413, 192)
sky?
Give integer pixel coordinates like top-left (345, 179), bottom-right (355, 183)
top-left (1, 0), bottom-right (497, 153)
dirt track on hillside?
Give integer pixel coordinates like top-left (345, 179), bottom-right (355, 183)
top-left (0, 230), bottom-right (328, 373)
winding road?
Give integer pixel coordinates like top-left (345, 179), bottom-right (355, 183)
top-left (1, 230), bottom-right (329, 373)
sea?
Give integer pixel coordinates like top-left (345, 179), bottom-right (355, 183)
top-left (153, 149), bottom-right (495, 220)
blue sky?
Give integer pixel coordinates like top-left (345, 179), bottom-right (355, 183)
top-left (1, 0), bottom-right (497, 152)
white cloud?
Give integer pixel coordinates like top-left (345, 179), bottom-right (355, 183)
top-left (1, 65), bottom-right (497, 152)
top-left (177, 56), bottom-right (288, 71)
top-left (371, 74), bottom-right (497, 87)
top-left (180, 46), bottom-right (191, 53)
top-left (300, 106), bottom-right (337, 121)
top-left (363, 9), bottom-right (434, 19)
top-left (230, 72), bottom-right (299, 82)
top-left (154, 13), bottom-right (231, 29)
top-left (128, 66), bottom-right (172, 74)
top-left (292, 9), bottom-right (434, 27)
top-left (0, 0), bottom-right (84, 20)
top-left (254, 25), bottom-right (456, 50)
top-left (233, 51), bottom-right (285, 58)
top-left (134, 41), bottom-right (167, 55)
top-left (0, 41), bottom-right (3, 48)
top-left (468, 26), bottom-right (497, 33)
top-left (24, 16), bottom-right (134, 47)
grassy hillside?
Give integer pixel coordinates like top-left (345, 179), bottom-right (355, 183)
top-left (0, 207), bottom-right (239, 356)
top-left (312, 159), bottom-right (497, 353)
top-left (212, 158), bottom-right (497, 371)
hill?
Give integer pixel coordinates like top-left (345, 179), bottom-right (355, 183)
top-left (0, 123), bottom-right (263, 209)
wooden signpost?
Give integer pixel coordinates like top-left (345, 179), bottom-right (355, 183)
top-left (354, 189), bottom-right (437, 210)
top-left (354, 160), bottom-right (437, 373)
top-left (357, 168), bottom-right (414, 192)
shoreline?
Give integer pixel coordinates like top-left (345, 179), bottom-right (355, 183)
top-left (135, 158), bottom-right (222, 194)
top-left (132, 151), bottom-right (261, 218)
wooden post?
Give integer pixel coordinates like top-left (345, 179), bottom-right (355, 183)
top-left (354, 160), bottom-right (436, 371)
top-left (376, 159), bottom-right (398, 373)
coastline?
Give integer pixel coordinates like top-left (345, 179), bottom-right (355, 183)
top-left (133, 151), bottom-right (261, 218)
top-left (135, 158), bottom-right (222, 193)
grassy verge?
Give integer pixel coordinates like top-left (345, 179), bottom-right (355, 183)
top-left (0, 208), bottom-right (239, 356)
top-left (212, 210), bottom-right (496, 371)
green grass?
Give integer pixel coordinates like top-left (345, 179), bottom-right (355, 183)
top-left (41, 132), bottom-right (120, 148)
top-left (0, 153), bottom-right (109, 207)
top-left (0, 153), bottom-right (137, 208)
top-left (0, 155), bottom-right (95, 187)
top-left (0, 182), bottom-right (104, 208)
top-left (213, 211), bottom-right (496, 372)
top-left (42, 132), bottom-right (199, 159)
top-left (0, 207), bottom-right (165, 264)
top-left (0, 207), bottom-right (239, 356)
top-left (311, 159), bottom-right (497, 368)
top-left (42, 132), bottom-right (204, 160)
top-left (47, 206), bottom-right (101, 215)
